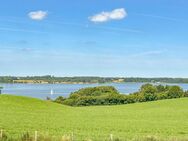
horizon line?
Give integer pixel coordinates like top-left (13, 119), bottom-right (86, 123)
top-left (0, 75), bottom-right (188, 79)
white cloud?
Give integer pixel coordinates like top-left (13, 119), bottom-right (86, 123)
top-left (28, 10), bottom-right (48, 21)
top-left (89, 8), bottom-right (127, 23)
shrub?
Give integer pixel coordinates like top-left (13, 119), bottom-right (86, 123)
top-left (184, 91), bottom-right (188, 97)
top-left (54, 84), bottom-right (186, 106)
top-left (167, 86), bottom-right (184, 99)
top-left (156, 85), bottom-right (166, 93)
top-left (54, 96), bottom-right (66, 104)
top-left (157, 92), bottom-right (168, 100)
top-left (140, 84), bottom-right (157, 94)
top-left (63, 99), bottom-right (77, 106)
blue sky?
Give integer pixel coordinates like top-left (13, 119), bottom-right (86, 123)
top-left (0, 0), bottom-right (188, 77)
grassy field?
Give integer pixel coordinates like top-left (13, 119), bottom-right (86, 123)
top-left (0, 95), bottom-right (188, 140)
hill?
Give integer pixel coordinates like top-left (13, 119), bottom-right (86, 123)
top-left (0, 95), bottom-right (188, 140)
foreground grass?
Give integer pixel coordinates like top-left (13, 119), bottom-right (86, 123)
top-left (0, 95), bottom-right (188, 140)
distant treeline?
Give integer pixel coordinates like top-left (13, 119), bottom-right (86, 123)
top-left (1, 76), bottom-right (188, 83)
top-left (54, 84), bottom-right (188, 106)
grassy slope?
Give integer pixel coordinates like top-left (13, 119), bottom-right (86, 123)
top-left (0, 95), bottom-right (188, 140)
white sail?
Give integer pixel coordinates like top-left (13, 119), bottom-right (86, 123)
top-left (50, 89), bottom-right (54, 95)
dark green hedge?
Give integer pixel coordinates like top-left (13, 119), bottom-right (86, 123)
top-left (54, 84), bottom-right (186, 106)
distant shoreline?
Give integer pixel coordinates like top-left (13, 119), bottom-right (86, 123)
top-left (1, 82), bottom-right (188, 85)
top-left (1, 76), bottom-right (188, 84)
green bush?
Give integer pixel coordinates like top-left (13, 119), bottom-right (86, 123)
top-left (184, 91), bottom-right (188, 97)
top-left (167, 86), bottom-right (184, 98)
top-left (54, 84), bottom-right (186, 106)
top-left (140, 84), bottom-right (157, 94)
top-left (156, 92), bottom-right (168, 100)
top-left (54, 96), bottom-right (66, 104)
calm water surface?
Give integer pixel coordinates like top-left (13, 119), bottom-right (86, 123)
top-left (1, 83), bottom-right (188, 99)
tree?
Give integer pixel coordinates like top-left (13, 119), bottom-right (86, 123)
top-left (61, 86), bottom-right (120, 106)
top-left (140, 84), bottom-right (157, 101)
top-left (156, 85), bottom-right (166, 93)
top-left (140, 84), bottom-right (157, 94)
top-left (167, 86), bottom-right (184, 98)
top-left (184, 91), bottom-right (188, 97)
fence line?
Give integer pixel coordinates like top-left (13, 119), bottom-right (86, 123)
top-left (0, 129), bottom-right (117, 141)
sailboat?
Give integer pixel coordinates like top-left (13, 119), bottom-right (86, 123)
top-left (50, 89), bottom-right (54, 95)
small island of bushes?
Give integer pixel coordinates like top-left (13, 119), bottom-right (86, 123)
top-left (54, 84), bottom-right (188, 106)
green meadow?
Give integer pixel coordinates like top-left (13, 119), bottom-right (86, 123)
top-left (0, 95), bottom-right (188, 140)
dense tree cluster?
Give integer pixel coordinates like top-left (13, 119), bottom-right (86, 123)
top-left (54, 84), bottom-right (187, 106)
top-left (1, 76), bottom-right (188, 83)
top-left (0, 76), bottom-right (112, 83)
top-left (124, 77), bottom-right (188, 83)
top-left (0, 76), bottom-right (17, 83)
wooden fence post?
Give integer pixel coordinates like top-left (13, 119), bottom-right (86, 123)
top-left (110, 134), bottom-right (113, 141)
top-left (71, 132), bottom-right (74, 141)
top-left (34, 131), bottom-right (38, 141)
top-left (0, 129), bottom-right (3, 139)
